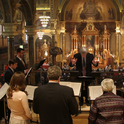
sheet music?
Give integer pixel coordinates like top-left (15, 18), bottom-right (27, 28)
top-left (25, 67), bottom-right (32, 78)
top-left (0, 83), bottom-right (9, 99)
top-left (60, 81), bottom-right (81, 96)
top-left (88, 85), bottom-right (116, 100)
top-left (25, 85), bottom-right (38, 100)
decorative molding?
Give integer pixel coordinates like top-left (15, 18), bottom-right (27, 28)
top-left (2, 23), bottom-right (19, 36)
top-left (25, 25), bottom-right (34, 36)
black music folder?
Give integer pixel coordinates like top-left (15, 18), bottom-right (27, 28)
top-left (36, 59), bottom-right (46, 70)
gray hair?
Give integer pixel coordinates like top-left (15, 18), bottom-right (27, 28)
top-left (80, 47), bottom-right (87, 54)
top-left (47, 65), bottom-right (62, 80)
top-left (101, 78), bottom-right (114, 92)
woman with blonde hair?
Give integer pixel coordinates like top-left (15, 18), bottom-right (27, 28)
top-left (7, 72), bottom-right (32, 124)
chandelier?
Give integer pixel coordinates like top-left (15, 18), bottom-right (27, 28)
top-left (39, 16), bottom-right (50, 28)
top-left (37, 31), bottom-right (44, 39)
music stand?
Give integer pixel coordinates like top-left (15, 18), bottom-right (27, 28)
top-left (36, 59), bottom-right (46, 70)
top-left (69, 71), bottom-right (79, 82)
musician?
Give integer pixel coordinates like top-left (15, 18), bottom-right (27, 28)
top-left (15, 48), bottom-right (28, 74)
top-left (4, 59), bottom-right (17, 84)
top-left (33, 65), bottom-right (78, 124)
top-left (69, 47), bottom-right (98, 106)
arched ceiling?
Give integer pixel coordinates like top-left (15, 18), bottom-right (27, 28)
top-left (59, 0), bottom-right (121, 21)
top-left (0, 0), bottom-right (34, 25)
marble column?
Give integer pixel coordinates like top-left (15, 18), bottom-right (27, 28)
top-left (116, 21), bottom-right (121, 64)
top-left (2, 23), bottom-right (18, 60)
top-left (25, 26), bottom-right (35, 85)
top-left (76, 38), bottom-right (78, 50)
top-left (7, 36), bottom-right (14, 60)
top-left (116, 33), bottom-right (119, 64)
top-left (108, 38), bottom-right (110, 50)
top-left (62, 33), bottom-right (66, 60)
top-left (71, 38), bottom-right (73, 50)
top-left (121, 10), bottom-right (124, 62)
top-left (56, 30), bottom-right (61, 62)
top-left (84, 35), bottom-right (86, 47)
top-left (82, 36), bottom-right (83, 46)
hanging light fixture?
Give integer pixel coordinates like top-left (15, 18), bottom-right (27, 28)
top-left (37, 31), bottom-right (44, 39)
top-left (39, 12), bottom-right (50, 28)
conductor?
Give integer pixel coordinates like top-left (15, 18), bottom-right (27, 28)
top-left (69, 47), bottom-right (98, 106)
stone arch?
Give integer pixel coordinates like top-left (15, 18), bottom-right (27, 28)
top-left (19, 0), bottom-right (33, 25)
top-left (35, 35), bottom-right (52, 62)
top-left (1, 0), bottom-right (12, 23)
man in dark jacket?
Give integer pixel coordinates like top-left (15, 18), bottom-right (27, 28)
top-left (69, 47), bottom-right (98, 106)
top-left (4, 59), bottom-right (17, 83)
top-left (15, 48), bottom-right (28, 74)
top-left (33, 65), bottom-right (78, 124)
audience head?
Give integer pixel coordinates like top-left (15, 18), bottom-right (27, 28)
top-left (9, 59), bottom-right (18, 69)
top-left (101, 78), bottom-right (114, 92)
top-left (47, 65), bottom-right (62, 81)
top-left (80, 47), bottom-right (87, 55)
top-left (7, 72), bottom-right (26, 98)
top-left (17, 48), bottom-right (24, 58)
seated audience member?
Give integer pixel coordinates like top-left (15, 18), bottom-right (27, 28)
top-left (7, 72), bottom-right (32, 124)
top-left (88, 78), bottom-right (124, 124)
top-left (33, 65), bottom-right (78, 124)
top-left (4, 59), bottom-right (17, 84)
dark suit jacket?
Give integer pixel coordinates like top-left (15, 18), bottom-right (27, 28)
top-left (69, 53), bottom-right (98, 76)
top-left (33, 83), bottom-right (78, 124)
top-left (4, 67), bottom-right (14, 84)
top-left (15, 56), bottom-right (27, 73)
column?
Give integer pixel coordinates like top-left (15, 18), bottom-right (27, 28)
top-left (106, 39), bottom-right (107, 49)
top-left (74, 38), bottom-right (76, 49)
top-left (25, 25), bottom-right (35, 85)
top-left (62, 33), bottom-right (66, 60)
top-left (56, 30), bottom-right (61, 62)
top-left (2, 23), bottom-right (18, 60)
top-left (7, 36), bottom-right (14, 60)
top-left (76, 38), bottom-right (78, 49)
top-left (116, 21), bottom-right (121, 65)
top-left (97, 35), bottom-right (99, 51)
top-left (71, 38), bottom-right (73, 50)
top-left (121, 10), bottom-right (124, 63)
top-left (108, 38), bottom-right (110, 50)
top-left (84, 35), bottom-right (86, 47)
top-left (82, 36), bottom-right (83, 46)
top-left (116, 33), bottom-right (119, 64)
top-left (95, 35), bottom-right (97, 50)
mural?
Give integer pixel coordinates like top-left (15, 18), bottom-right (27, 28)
top-left (65, 9), bottom-right (72, 21)
top-left (36, 0), bottom-right (49, 9)
top-left (80, 1), bottom-right (102, 20)
top-left (108, 8), bottom-right (115, 20)
top-left (86, 35), bottom-right (95, 48)
top-left (64, 0), bottom-right (117, 22)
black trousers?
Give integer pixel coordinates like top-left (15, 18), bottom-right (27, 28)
top-left (79, 81), bottom-right (90, 105)
top-left (0, 100), bottom-right (4, 120)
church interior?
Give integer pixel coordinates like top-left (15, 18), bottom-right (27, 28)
top-left (0, 0), bottom-right (124, 72)
top-left (0, 0), bottom-right (124, 123)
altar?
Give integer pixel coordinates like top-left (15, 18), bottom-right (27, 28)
top-left (69, 21), bottom-right (114, 69)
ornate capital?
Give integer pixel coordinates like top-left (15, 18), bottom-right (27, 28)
top-left (2, 23), bottom-right (19, 36)
top-left (25, 25), bottom-right (34, 36)
top-left (50, 19), bottom-right (57, 30)
top-left (60, 21), bottom-right (65, 33)
top-left (121, 10), bottom-right (124, 17)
